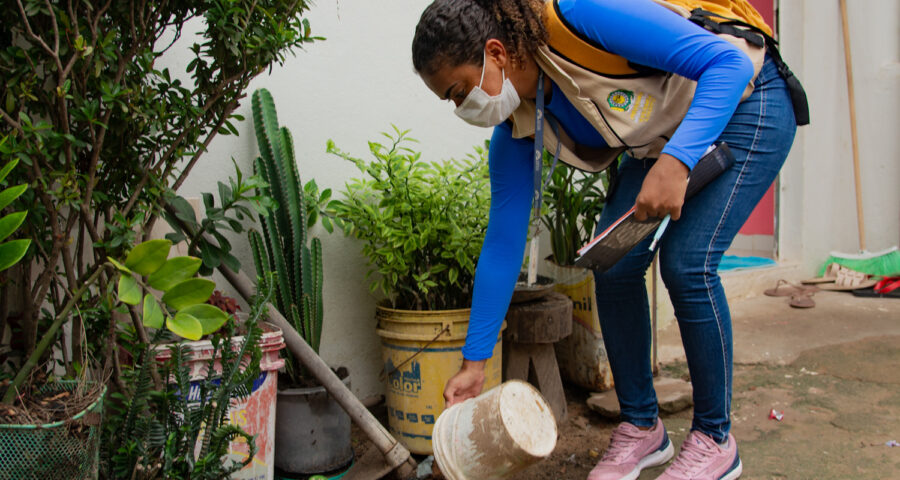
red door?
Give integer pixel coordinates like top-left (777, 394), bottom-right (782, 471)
top-left (738, 0), bottom-right (776, 238)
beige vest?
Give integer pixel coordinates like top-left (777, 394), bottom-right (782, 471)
top-left (508, 0), bottom-right (766, 172)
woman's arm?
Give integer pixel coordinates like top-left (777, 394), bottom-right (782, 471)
top-left (445, 122), bottom-right (534, 405)
top-left (461, 121), bottom-right (535, 361)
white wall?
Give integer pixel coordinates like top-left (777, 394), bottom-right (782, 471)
top-left (176, 1), bottom-right (490, 399)
top-left (777, 1), bottom-right (900, 271)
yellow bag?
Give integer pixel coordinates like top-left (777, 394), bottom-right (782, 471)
top-left (663, 0), bottom-right (772, 36)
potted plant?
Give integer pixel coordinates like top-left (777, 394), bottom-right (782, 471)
top-left (539, 154), bottom-right (614, 391)
top-left (1, 237), bottom-right (256, 479)
top-left (244, 88), bottom-right (353, 476)
top-left (326, 128), bottom-right (503, 455)
top-left (0, 1), bottom-right (320, 477)
top-left (102, 241), bottom-right (278, 480)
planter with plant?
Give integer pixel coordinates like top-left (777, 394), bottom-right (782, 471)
top-left (245, 88), bottom-right (352, 475)
top-left (539, 154), bottom-right (613, 391)
top-left (327, 128), bottom-right (503, 454)
top-left (0, 1), bottom-right (320, 477)
top-left (1, 237), bottom-right (256, 479)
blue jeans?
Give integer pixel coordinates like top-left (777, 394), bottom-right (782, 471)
top-left (593, 55), bottom-right (797, 442)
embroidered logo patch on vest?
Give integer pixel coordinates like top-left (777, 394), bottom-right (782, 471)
top-left (607, 89), bottom-right (634, 112)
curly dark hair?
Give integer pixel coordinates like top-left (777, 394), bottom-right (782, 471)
top-left (412, 0), bottom-right (548, 76)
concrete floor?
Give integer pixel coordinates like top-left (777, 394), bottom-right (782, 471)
top-left (514, 288), bottom-right (900, 480)
top-left (353, 286), bottom-right (899, 479)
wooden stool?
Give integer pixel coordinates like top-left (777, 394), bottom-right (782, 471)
top-left (503, 291), bottom-right (573, 424)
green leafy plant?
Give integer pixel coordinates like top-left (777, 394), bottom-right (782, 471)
top-left (110, 239), bottom-right (232, 341)
top-left (247, 89), bottom-right (323, 384)
top-left (103, 282), bottom-right (271, 480)
top-left (328, 127), bottom-right (491, 311)
top-left (163, 161), bottom-right (275, 276)
top-left (0, 0), bottom-right (321, 372)
top-left (540, 151), bottom-right (608, 266)
top-left (2, 239), bottom-right (233, 404)
top-left (0, 155), bottom-right (30, 272)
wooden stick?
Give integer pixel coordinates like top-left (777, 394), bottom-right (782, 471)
top-left (218, 265), bottom-right (416, 478)
top-left (839, 0), bottom-right (866, 251)
top-left (163, 203), bottom-right (416, 478)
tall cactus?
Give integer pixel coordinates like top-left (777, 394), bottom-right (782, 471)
top-left (249, 88), bottom-right (323, 358)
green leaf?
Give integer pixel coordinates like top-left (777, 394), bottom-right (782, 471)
top-left (147, 256), bottom-right (202, 291)
top-left (142, 294), bottom-right (164, 329)
top-left (162, 278), bottom-right (215, 311)
top-left (199, 242), bottom-right (224, 269)
top-left (0, 160), bottom-right (17, 183)
top-left (167, 313), bottom-right (203, 341)
top-left (0, 211), bottom-right (26, 243)
top-left (0, 184), bottom-right (27, 211)
top-left (222, 252), bottom-right (240, 272)
top-left (117, 275), bottom-right (141, 305)
top-left (107, 257), bottom-right (132, 274)
top-left (202, 192), bottom-right (214, 210)
top-left (179, 304), bottom-right (229, 335)
top-left (0, 239), bottom-right (30, 272)
top-left (170, 196), bottom-right (198, 225)
top-left (125, 239), bottom-right (172, 276)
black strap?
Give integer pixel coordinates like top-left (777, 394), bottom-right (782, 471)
top-left (688, 9), bottom-right (810, 126)
top-left (689, 12), bottom-right (765, 48)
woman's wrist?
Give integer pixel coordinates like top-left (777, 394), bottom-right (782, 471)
top-left (461, 358), bottom-right (488, 372)
top-left (656, 153), bottom-right (691, 178)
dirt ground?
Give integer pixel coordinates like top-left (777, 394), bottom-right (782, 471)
top-left (509, 335), bottom-right (900, 480)
top-left (352, 334), bottom-right (900, 480)
top-left (346, 290), bottom-right (900, 480)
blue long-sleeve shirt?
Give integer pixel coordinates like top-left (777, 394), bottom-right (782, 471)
top-left (461, 0), bottom-right (755, 360)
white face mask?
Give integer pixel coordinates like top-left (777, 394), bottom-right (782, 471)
top-left (454, 52), bottom-right (521, 128)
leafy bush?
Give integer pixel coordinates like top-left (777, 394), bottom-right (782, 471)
top-left (540, 151), bottom-right (608, 266)
top-left (0, 0), bottom-right (320, 364)
top-left (0, 155), bottom-right (30, 272)
top-left (328, 128), bottom-right (491, 311)
top-left (103, 284), bottom-right (272, 480)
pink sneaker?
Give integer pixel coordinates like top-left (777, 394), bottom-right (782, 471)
top-left (587, 420), bottom-right (674, 480)
top-left (656, 431), bottom-right (742, 480)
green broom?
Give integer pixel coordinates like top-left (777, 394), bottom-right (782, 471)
top-left (819, 247), bottom-right (900, 277)
top-left (820, 2), bottom-right (900, 278)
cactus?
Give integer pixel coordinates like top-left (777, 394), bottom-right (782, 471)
top-left (249, 88), bottom-right (324, 358)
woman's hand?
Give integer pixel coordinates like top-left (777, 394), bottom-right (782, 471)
top-left (443, 359), bottom-right (487, 407)
top-left (634, 154), bottom-right (690, 221)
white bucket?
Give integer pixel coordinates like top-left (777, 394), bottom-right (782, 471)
top-left (432, 380), bottom-right (557, 480)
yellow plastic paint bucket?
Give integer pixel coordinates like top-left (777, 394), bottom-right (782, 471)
top-left (375, 306), bottom-right (503, 455)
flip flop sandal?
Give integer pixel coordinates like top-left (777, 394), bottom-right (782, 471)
top-left (802, 263), bottom-right (842, 285)
top-left (789, 291), bottom-right (816, 308)
top-left (854, 277), bottom-right (900, 298)
top-left (818, 265), bottom-right (880, 291)
top-left (874, 277), bottom-right (900, 294)
top-left (764, 279), bottom-right (819, 297)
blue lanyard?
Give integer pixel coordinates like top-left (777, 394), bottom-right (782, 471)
top-left (532, 72), bottom-right (560, 231)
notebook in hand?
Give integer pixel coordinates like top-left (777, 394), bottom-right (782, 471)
top-left (574, 143), bottom-right (736, 273)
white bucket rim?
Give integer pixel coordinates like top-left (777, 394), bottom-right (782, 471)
top-left (433, 403), bottom-right (466, 480)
